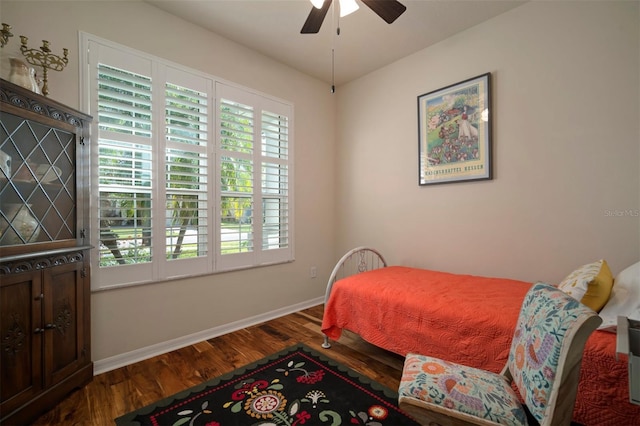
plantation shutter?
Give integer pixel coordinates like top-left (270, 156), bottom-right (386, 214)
top-left (261, 109), bottom-right (289, 253)
top-left (162, 67), bottom-right (213, 278)
top-left (92, 43), bottom-right (155, 286)
top-left (216, 82), bottom-right (293, 269)
top-left (218, 88), bottom-right (255, 270)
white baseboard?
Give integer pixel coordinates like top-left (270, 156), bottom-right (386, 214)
top-left (93, 297), bottom-right (324, 375)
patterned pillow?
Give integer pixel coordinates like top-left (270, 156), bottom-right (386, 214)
top-left (557, 259), bottom-right (613, 312)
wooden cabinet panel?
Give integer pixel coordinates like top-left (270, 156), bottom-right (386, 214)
top-left (44, 261), bottom-right (86, 387)
top-left (0, 271), bottom-right (43, 417)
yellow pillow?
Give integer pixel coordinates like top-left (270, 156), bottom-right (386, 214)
top-left (557, 259), bottom-right (613, 312)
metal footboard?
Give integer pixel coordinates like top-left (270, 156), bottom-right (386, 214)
top-left (322, 246), bottom-right (387, 348)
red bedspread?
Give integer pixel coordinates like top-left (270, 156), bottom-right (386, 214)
top-left (321, 266), bottom-right (640, 426)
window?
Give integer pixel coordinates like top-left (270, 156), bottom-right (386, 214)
top-left (83, 35), bottom-right (293, 290)
top-left (216, 84), bottom-right (291, 271)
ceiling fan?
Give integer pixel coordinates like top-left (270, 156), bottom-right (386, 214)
top-left (301, 0), bottom-right (407, 34)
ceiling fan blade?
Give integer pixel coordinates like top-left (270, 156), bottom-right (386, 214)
top-left (301, 0), bottom-right (333, 34)
top-left (361, 0), bottom-right (406, 24)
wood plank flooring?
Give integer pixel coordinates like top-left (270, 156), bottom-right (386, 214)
top-left (31, 304), bottom-right (406, 425)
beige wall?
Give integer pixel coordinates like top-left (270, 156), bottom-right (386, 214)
top-left (335, 1), bottom-right (640, 283)
top-left (1, 1), bottom-right (337, 362)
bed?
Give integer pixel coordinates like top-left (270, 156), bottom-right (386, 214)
top-left (320, 247), bottom-right (640, 426)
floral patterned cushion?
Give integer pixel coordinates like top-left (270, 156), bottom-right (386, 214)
top-left (399, 353), bottom-right (529, 425)
top-left (507, 282), bottom-right (593, 423)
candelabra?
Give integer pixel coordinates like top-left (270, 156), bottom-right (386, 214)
top-left (0, 23), bottom-right (13, 48)
top-left (19, 36), bottom-right (68, 96)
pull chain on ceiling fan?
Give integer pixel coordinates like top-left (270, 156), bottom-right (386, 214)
top-left (301, 0), bottom-right (407, 34)
top-left (306, 0), bottom-right (406, 93)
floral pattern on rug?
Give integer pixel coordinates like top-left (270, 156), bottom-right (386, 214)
top-left (116, 344), bottom-right (418, 426)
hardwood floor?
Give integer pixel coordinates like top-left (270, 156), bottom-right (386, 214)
top-left (30, 304), bottom-right (406, 425)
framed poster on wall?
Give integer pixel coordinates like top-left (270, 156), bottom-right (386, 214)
top-left (418, 73), bottom-right (492, 185)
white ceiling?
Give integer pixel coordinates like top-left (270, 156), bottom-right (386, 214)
top-left (145, 0), bottom-right (526, 86)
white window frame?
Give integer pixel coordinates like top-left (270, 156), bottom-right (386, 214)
top-left (80, 33), bottom-right (294, 291)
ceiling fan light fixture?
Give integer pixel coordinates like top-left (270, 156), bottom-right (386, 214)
top-left (339, 0), bottom-right (359, 17)
top-left (310, 0), bottom-right (325, 9)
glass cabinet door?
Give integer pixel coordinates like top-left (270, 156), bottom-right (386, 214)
top-left (0, 111), bottom-right (77, 247)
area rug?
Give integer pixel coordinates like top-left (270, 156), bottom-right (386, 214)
top-left (115, 343), bottom-right (419, 425)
